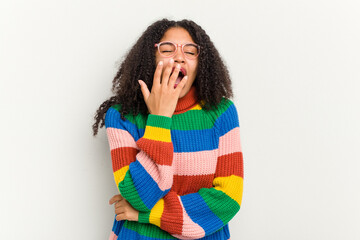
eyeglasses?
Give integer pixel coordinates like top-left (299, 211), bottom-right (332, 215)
top-left (154, 41), bottom-right (200, 59)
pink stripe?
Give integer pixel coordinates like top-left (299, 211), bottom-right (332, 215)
top-left (218, 127), bottom-right (242, 156)
top-left (171, 196), bottom-right (205, 239)
top-left (109, 231), bottom-right (117, 240)
top-left (137, 151), bottom-right (173, 191)
top-left (173, 149), bottom-right (218, 175)
top-left (106, 128), bottom-right (139, 150)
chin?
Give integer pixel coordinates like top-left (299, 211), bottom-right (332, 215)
top-left (179, 87), bottom-right (188, 98)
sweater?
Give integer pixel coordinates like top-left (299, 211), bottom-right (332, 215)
top-left (104, 85), bottom-right (244, 240)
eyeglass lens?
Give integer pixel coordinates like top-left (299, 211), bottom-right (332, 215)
top-left (159, 42), bottom-right (199, 59)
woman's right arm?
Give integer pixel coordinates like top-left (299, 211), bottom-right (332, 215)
top-left (105, 59), bottom-right (188, 212)
top-left (105, 106), bottom-right (174, 212)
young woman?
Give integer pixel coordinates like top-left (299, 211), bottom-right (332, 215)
top-left (92, 18), bottom-right (244, 240)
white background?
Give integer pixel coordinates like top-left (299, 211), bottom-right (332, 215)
top-left (1, 0), bottom-right (360, 239)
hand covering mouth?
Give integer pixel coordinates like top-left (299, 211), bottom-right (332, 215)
top-left (171, 67), bottom-right (187, 76)
top-left (171, 67), bottom-right (187, 88)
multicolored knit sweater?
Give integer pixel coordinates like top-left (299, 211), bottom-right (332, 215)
top-left (104, 85), bottom-right (244, 240)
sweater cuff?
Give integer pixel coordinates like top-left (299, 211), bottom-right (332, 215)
top-left (141, 114), bottom-right (172, 144)
top-left (146, 114), bottom-right (172, 129)
top-left (138, 211), bottom-right (150, 224)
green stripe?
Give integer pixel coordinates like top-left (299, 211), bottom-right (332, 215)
top-left (111, 98), bottom-right (233, 131)
top-left (123, 221), bottom-right (178, 239)
top-left (171, 109), bottom-right (213, 130)
top-left (198, 187), bottom-right (240, 224)
top-left (138, 211), bottom-right (150, 224)
top-left (111, 104), bottom-right (148, 126)
top-left (118, 171), bottom-right (149, 212)
top-left (146, 114), bottom-right (172, 129)
top-left (205, 98), bottom-right (233, 125)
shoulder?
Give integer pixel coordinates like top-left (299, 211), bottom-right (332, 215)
top-left (204, 97), bottom-right (237, 122)
top-left (105, 104), bottom-right (147, 130)
top-left (216, 97), bottom-right (239, 121)
top-left (217, 97), bottom-right (236, 113)
top-left (104, 104), bottom-right (123, 129)
top-left (212, 98), bottom-right (240, 136)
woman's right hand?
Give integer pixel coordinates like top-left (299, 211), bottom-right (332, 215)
top-left (138, 59), bottom-right (188, 118)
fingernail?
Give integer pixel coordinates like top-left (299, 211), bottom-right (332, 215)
top-left (138, 80), bottom-right (141, 85)
top-left (159, 61), bottom-right (163, 66)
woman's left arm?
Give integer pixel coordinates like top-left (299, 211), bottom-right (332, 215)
top-left (137, 101), bottom-right (244, 239)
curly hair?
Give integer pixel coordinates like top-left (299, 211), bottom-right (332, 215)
top-left (92, 18), bottom-right (234, 136)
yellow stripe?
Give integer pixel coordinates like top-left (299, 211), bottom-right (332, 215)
top-left (190, 104), bottom-right (202, 110)
top-left (113, 166), bottom-right (129, 186)
top-left (143, 126), bottom-right (171, 142)
top-left (213, 175), bottom-right (243, 205)
top-left (149, 198), bottom-right (165, 227)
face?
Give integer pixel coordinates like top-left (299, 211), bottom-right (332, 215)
top-left (155, 27), bottom-right (199, 98)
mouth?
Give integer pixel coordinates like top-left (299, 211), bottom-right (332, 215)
top-left (171, 67), bottom-right (187, 88)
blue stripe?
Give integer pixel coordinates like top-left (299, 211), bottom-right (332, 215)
top-left (181, 192), bottom-right (224, 236)
top-left (106, 106), bottom-right (220, 152)
top-left (119, 159), bottom-right (170, 210)
top-left (214, 103), bottom-right (240, 137)
top-left (105, 107), bottom-right (144, 141)
top-left (117, 225), bottom-right (174, 239)
top-left (171, 129), bottom-right (218, 152)
top-left (115, 222), bottom-right (230, 239)
top-left (111, 214), bottom-right (124, 235)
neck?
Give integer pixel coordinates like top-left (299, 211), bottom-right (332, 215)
top-left (174, 85), bottom-right (198, 114)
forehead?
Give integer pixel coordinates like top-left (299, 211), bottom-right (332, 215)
top-left (160, 27), bottom-right (195, 44)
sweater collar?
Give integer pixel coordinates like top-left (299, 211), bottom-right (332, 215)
top-left (174, 85), bottom-right (198, 114)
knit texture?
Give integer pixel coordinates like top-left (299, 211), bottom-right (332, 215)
top-left (105, 85), bottom-right (244, 240)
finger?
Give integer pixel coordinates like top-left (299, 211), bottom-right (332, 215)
top-left (168, 63), bottom-right (181, 88)
top-left (116, 213), bottom-right (126, 221)
top-left (175, 76), bottom-right (188, 94)
top-left (109, 194), bottom-right (123, 205)
top-left (152, 61), bottom-right (163, 89)
top-left (115, 207), bottom-right (126, 215)
top-left (109, 195), bottom-right (119, 205)
top-left (161, 58), bottom-right (174, 87)
top-left (115, 199), bottom-right (126, 208)
top-left (138, 80), bottom-right (150, 102)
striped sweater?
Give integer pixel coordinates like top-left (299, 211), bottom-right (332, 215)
top-left (104, 85), bottom-right (244, 240)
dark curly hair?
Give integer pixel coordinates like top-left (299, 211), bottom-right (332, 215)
top-left (92, 18), bottom-right (234, 136)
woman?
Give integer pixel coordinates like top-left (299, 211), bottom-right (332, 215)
top-left (92, 18), bottom-right (244, 240)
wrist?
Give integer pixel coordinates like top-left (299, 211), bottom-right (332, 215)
top-left (138, 211), bottom-right (150, 223)
top-left (147, 114), bottom-right (172, 129)
top-left (151, 113), bottom-right (172, 118)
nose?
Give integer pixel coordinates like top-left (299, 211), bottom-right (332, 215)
top-left (174, 46), bottom-right (185, 64)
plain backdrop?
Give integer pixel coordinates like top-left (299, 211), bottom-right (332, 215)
top-left (1, 0), bottom-right (359, 239)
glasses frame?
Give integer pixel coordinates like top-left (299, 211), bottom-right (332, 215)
top-left (154, 41), bottom-right (200, 59)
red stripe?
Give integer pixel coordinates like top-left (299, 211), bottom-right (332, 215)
top-left (172, 174), bottom-right (215, 195)
top-left (216, 152), bottom-right (243, 178)
top-left (161, 191), bottom-right (183, 234)
top-left (136, 138), bottom-right (173, 165)
top-left (111, 147), bottom-right (138, 172)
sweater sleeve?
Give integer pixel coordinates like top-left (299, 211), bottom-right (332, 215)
top-left (137, 101), bottom-right (244, 239)
top-left (104, 106), bottom-right (174, 212)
